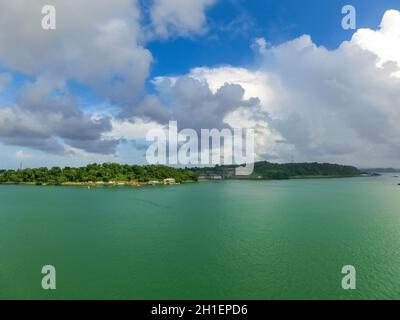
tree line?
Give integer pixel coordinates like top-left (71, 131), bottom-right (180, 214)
top-left (0, 161), bottom-right (361, 185)
top-left (0, 163), bottom-right (198, 185)
top-left (192, 161), bottom-right (361, 180)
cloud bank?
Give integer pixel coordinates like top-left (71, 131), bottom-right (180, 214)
top-left (0, 4), bottom-right (399, 167)
top-left (151, 10), bottom-right (400, 166)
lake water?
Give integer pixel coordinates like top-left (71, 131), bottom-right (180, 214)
top-left (1, 175), bottom-right (400, 299)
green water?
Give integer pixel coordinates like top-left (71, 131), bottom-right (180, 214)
top-left (1, 175), bottom-right (400, 299)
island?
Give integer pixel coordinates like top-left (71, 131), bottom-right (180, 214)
top-left (192, 161), bottom-right (361, 180)
top-left (0, 161), bottom-right (362, 187)
top-left (0, 163), bottom-right (198, 186)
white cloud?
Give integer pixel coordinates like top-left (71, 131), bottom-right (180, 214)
top-left (352, 10), bottom-right (400, 77)
top-left (0, 78), bottom-right (119, 155)
top-left (0, 0), bottom-right (149, 156)
top-left (148, 10), bottom-right (400, 167)
top-left (152, 68), bottom-right (287, 162)
top-left (0, 0), bottom-right (152, 106)
top-left (1, 5), bottom-right (400, 168)
top-left (251, 37), bottom-right (268, 55)
top-left (188, 66), bottom-right (278, 114)
top-left (0, 0), bottom-right (220, 158)
top-left (105, 118), bottom-right (164, 141)
top-left (151, 75), bottom-right (265, 132)
top-left (183, 66), bottom-right (289, 161)
top-left (149, 0), bottom-right (216, 38)
top-left (253, 11), bottom-right (400, 167)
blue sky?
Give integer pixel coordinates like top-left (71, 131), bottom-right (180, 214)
top-left (148, 0), bottom-right (400, 77)
top-left (0, 0), bottom-right (400, 169)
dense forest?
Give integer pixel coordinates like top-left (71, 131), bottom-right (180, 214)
top-left (0, 161), bottom-right (361, 186)
top-left (193, 161), bottom-right (361, 180)
top-left (0, 163), bottom-right (198, 185)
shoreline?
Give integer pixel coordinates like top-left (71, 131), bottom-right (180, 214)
top-left (0, 180), bottom-right (195, 188)
top-left (0, 174), bottom-right (368, 188)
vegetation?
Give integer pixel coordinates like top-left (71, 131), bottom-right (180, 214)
top-left (362, 168), bottom-right (400, 173)
top-left (0, 161), bottom-right (361, 186)
top-left (0, 163), bottom-right (198, 185)
top-left (193, 161), bottom-right (361, 180)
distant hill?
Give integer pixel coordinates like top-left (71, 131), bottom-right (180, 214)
top-left (193, 161), bottom-right (361, 180)
top-left (362, 168), bottom-right (400, 173)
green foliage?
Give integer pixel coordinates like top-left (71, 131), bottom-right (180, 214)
top-left (0, 161), bottom-right (361, 185)
top-left (0, 163), bottom-right (198, 185)
top-left (252, 161), bottom-right (361, 179)
top-left (192, 161), bottom-right (361, 180)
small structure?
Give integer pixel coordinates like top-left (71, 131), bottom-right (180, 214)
top-left (163, 178), bottom-right (176, 185)
top-left (110, 180), bottom-right (129, 186)
top-left (148, 180), bottom-right (161, 185)
top-left (210, 175), bottom-right (222, 180)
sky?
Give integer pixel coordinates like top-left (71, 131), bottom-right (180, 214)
top-left (0, 0), bottom-right (400, 169)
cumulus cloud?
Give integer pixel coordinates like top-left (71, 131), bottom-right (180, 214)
top-left (150, 75), bottom-right (265, 132)
top-left (187, 66), bottom-right (278, 114)
top-left (0, 0), bottom-right (222, 158)
top-left (104, 117), bottom-right (164, 141)
top-left (138, 70), bottom-right (284, 162)
top-left (0, 0), bottom-right (152, 106)
top-left (0, 4), bottom-right (399, 168)
top-left (0, 78), bottom-right (119, 155)
top-left (149, 0), bottom-right (216, 38)
top-left (251, 37), bottom-right (268, 55)
top-left (142, 10), bottom-right (400, 167)
top-left (0, 0), bottom-right (149, 156)
top-left (352, 10), bottom-right (400, 76)
top-left (245, 10), bottom-right (400, 167)
top-left (153, 67), bottom-right (293, 161)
